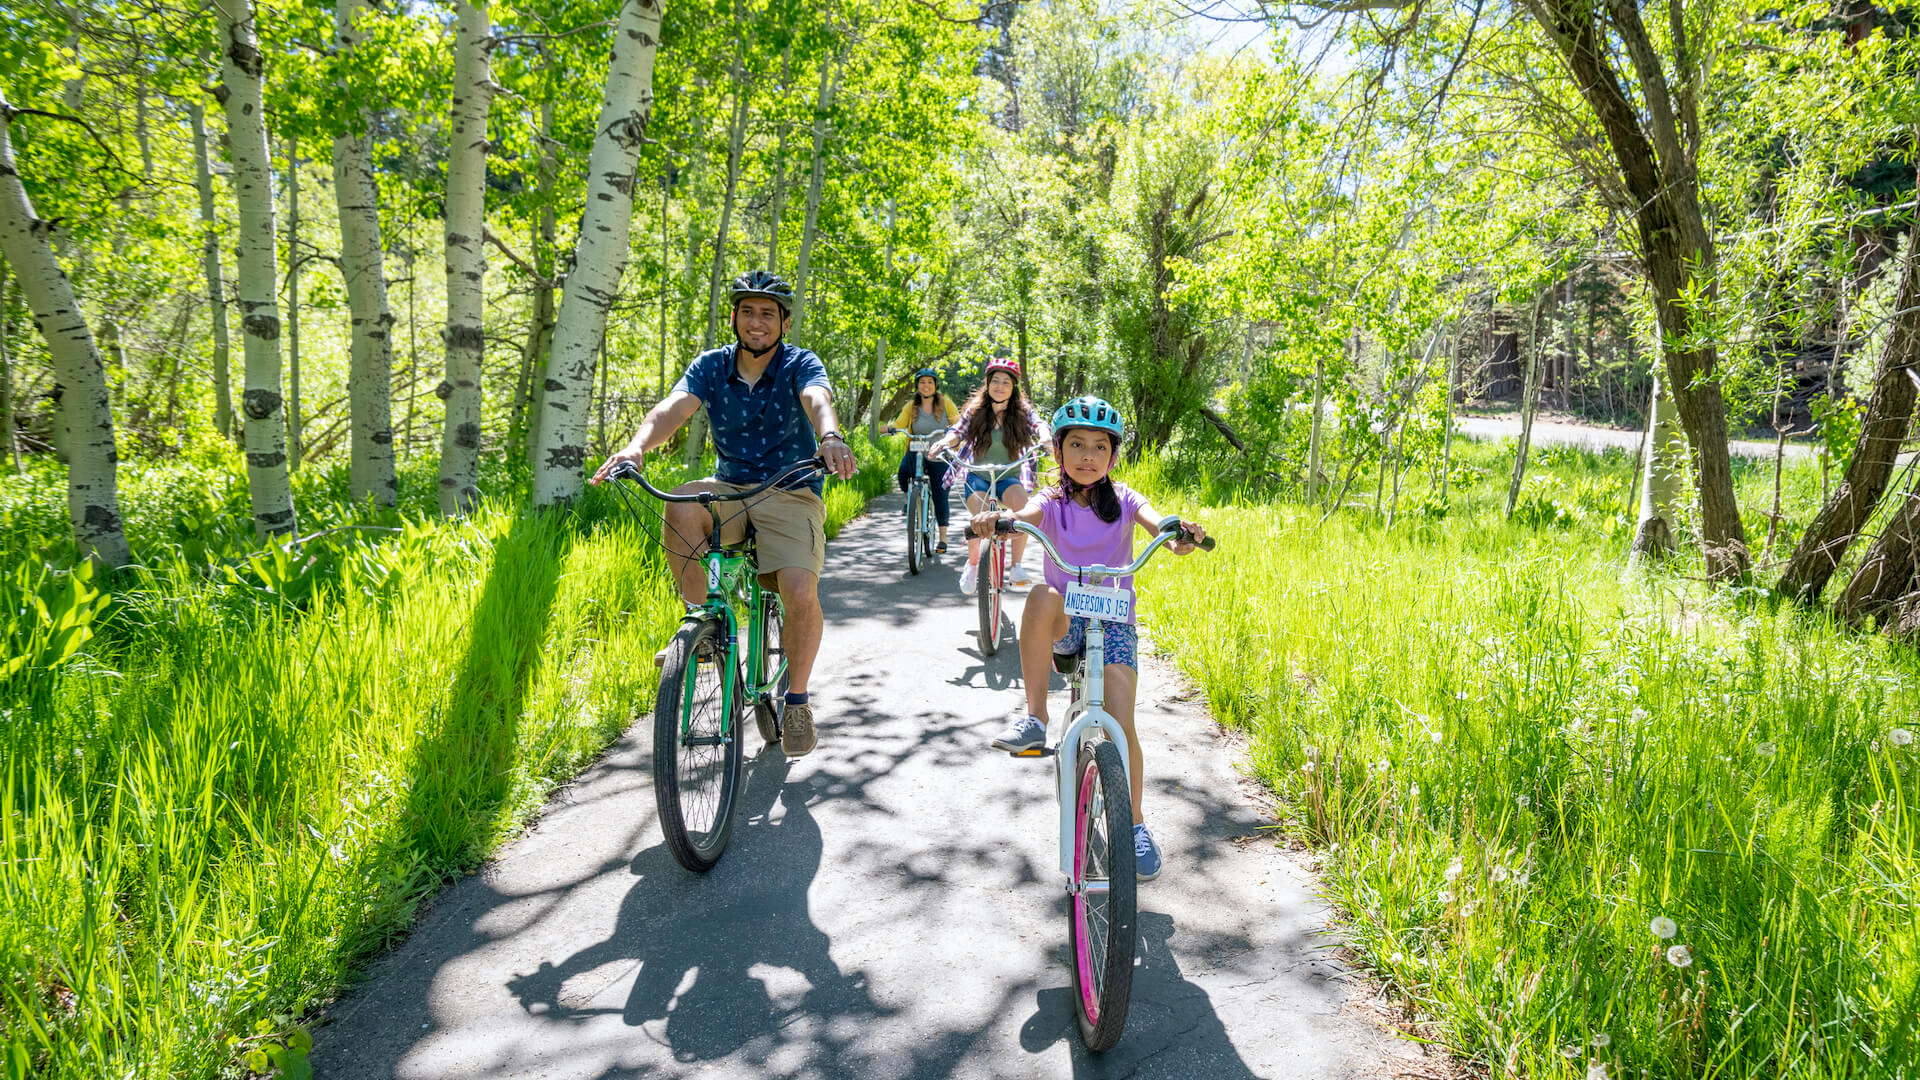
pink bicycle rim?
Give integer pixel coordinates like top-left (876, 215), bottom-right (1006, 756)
top-left (1073, 754), bottom-right (1100, 1023)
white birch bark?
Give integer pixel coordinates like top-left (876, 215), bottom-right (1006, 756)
top-left (333, 0), bottom-right (397, 505)
top-left (0, 264), bottom-right (18, 474)
top-left (188, 100), bottom-right (236, 439)
top-left (530, 0), bottom-right (667, 507)
top-left (215, 0), bottom-right (297, 540)
top-left (286, 135), bottom-right (302, 470)
top-left (1629, 367), bottom-right (1686, 566)
top-left (437, 0), bottom-right (493, 516)
top-left (0, 95), bottom-right (130, 566)
top-left (788, 50), bottom-right (844, 339)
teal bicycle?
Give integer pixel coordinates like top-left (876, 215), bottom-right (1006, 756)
top-left (610, 456), bottom-right (820, 872)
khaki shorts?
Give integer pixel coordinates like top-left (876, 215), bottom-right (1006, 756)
top-left (672, 478), bottom-right (826, 577)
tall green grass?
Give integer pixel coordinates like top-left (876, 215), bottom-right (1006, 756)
top-left (0, 432), bottom-right (893, 1079)
top-left (1130, 443), bottom-right (1920, 1079)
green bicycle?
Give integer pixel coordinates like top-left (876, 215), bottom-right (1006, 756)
top-left (610, 456), bottom-right (820, 872)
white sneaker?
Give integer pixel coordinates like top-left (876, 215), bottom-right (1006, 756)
top-left (959, 560), bottom-right (979, 595)
top-left (1009, 564), bottom-right (1033, 586)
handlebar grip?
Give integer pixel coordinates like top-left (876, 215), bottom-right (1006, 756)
top-left (994, 515), bottom-right (1017, 535)
top-left (609, 461), bottom-right (642, 481)
top-left (1195, 535), bottom-right (1217, 552)
top-left (1156, 514), bottom-right (1215, 551)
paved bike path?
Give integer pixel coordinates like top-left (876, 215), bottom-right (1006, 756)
top-left (311, 494), bottom-right (1430, 1079)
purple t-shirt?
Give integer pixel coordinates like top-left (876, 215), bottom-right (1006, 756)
top-left (1038, 482), bottom-right (1150, 619)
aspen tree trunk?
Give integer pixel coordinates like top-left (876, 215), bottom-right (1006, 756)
top-left (530, 0), bottom-right (666, 507)
top-left (789, 50), bottom-right (844, 339)
top-left (188, 100), bottom-right (236, 439)
top-left (866, 198), bottom-right (897, 441)
top-left (766, 45), bottom-right (792, 269)
top-left (215, 0), bottom-right (297, 541)
top-left (333, 0), bottom-right (397, 505)
top-left (1505, 288), bottom-right (1549, 517)
top-left (0, 265), bottom-right (20, 473)
top-left (438, 0), bottom-right (493, 516)
top-left (285, 135), bottom-right (302, 470)
top-left (684, 18), bottom-right (752, 470)
top-left (1628, 368), bottom-right (1685, 566)
top-left (516, 96), bottom-right (558, 466)
top-left (0, 96), bottom-right (130, 566)
top-left (1441, 321), bottom-right (1459, 503)
top-left (1305, 346), bottom-right (1326, 502)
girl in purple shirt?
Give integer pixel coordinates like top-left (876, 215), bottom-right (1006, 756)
top-left (968, 396), bottom-right (1207, 881)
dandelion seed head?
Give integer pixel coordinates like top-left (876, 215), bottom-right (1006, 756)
top-left (1666, 944), bottom-right (1694, 968)
top-left (1592, 1032), bottom-right (1611, 1049)
top-left (1631, 706), bottom-right (1649, 724)
top-left (1871, 739), bottom-right (1883, 752)
top-left (1892, 728), bottom-right (1914, 747)
top-left (1491, 865), bottom-right (1510, 882)
top-left (1301, 761), bottom-right (1315, 773)
top-left (1560, 1045), bottom-right (1580, 1059)
top-left (1515, 794), bottom-right (1531, 808)
top-left (1756, 741), bottom-right (1777, 757)
top-left (1587, 1063), bottom-right (1610, 1080)
top-left (1650, 916), bottom-right (1678, 939)
top-left (1444, 858), bottom-right (1463, 881)
top-left (1409, 782), bottom-right (1421, 797)
top-left (1431, 728), bottom-right (1443, 743)
top-left (1388, 951), bottom-right (1404, 964)
top-left (1437, 890), bottom-right (1453, 903)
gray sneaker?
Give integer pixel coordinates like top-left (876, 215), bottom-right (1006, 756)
top-left (782, 702), bottom-right (818, 757)
top-left (990, 713), bottom-right (1048, 753)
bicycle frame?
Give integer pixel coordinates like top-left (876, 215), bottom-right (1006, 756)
top-left (1001, 520), bottom-right (1191, 880)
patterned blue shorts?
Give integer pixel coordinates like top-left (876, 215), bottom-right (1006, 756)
top-left (1053, 616), bottom-right (1138, 670)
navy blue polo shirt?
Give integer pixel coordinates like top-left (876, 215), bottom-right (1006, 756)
top-left (674, 341), bottom-right (833, 494)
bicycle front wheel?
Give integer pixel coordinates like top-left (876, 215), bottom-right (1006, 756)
top-left (1070, 738), bottom-right (1137, 1051)
top-left (653, 616), bottom-right (746, 872)
top-left (978, 541), bottom-right (1002, 655)
top-left (907, 483), bottom-right (926, 575)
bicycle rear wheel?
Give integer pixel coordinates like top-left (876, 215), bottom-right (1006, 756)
top-left (752, 594), bottom-right (787, 745)
top-left (653, 616), bottom-right (745, 872)
top-left (978, 541), bottom-right (1003, 655)
top-left (1070, 738), bottom-right (1137, 1051)
top-left (907, 483), bottom-right (926, 575)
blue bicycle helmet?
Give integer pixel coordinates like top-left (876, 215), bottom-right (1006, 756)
top-left (1051, 395), bottom-right (1125, 443)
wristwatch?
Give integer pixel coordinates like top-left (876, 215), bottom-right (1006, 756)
top-left (820, 431), bottom-right (846, 446)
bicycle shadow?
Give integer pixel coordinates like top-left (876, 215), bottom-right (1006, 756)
top-left (504, 747), bottom-right (892, 1065)
top-left (1017, 909), bottom-right (1263, 1078)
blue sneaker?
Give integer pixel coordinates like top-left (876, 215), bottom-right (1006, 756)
top-left (990, 713), bottom-right (1048, 753)
top-left (1133, 824), bottom-right (1162, 881)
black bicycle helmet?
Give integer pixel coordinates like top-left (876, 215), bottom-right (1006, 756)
top-left (729, 269), bottom-right (795, 315)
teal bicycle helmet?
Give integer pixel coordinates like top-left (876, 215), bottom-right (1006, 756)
top-left (1051, 395), bottom-right (1125, 443)
top-left (915, 367), bottom-right (938, 381)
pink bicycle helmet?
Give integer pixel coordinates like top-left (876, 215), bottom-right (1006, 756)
top-left (984, 356), bottom-right (1022, 380)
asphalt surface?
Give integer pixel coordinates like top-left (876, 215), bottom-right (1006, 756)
top-left (1453, 413), bottom-right (1814, 459)
top-left (311, 493), bottom-right (1422, 1079)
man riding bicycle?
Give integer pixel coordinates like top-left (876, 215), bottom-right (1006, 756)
top-left (591, 269), bottom-right (858, 758)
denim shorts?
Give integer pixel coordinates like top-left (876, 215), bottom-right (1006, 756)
top-left (1053, 616), bottom-right (1138, 670)
top-left (964, 472), bottom-right (1023, 500)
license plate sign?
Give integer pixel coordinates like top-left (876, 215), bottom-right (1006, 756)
top-left (1063, 582), bottom-right (1132, 623)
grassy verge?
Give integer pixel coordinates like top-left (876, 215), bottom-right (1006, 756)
top-left (0, 434), bottom-right (892, 1080)
top-left (1129, 442), bottom-right (1920, 1080)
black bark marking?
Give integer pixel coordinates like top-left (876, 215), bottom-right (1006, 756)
top-left (258, 508), bottom-right (295, 528)
top-left (228, 40), bottom-right (264, 78)
top-left (454, 422), bottom-right (480, 450)
top-left (82, 504), bottom-right (121, 534)
top-left (446, 323), bottom-right (484, 350)
top-left (211, 84), bottom-right (231, 106)
top-left (544, 378), bottom-right (564, 392)
top-left (547, 443), bottom-right (586, 469)
top-left (247, 450), bottom-right (287, 468)
top-left (242, 388), bottom-right (282, 419)
top-left (434, 380), bottom-right (453, 400)
top-left (243, 312), bottom-right (281, 340)
top-left (372, 429), bottom-right (393, 445)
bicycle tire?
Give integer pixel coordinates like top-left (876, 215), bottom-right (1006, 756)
top-left (752, 594), bottom-right (787, 745)
top-left (907, 483), bottom-right (926, 575)
top-left (988, 543), bottom-right (1007, 653)
top-left (978, 541), bottom-right (999, 655)
top-left (919, 487), bottom-right (937, 560)
top-left (653, 617), bottom-right (745, 873)
top-left (1070, 738), bottom-right (1137, 1051)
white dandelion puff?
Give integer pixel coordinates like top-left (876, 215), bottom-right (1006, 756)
top-left (1892, 728), bottom-right (1914, 747)
top-left (1437, 890), bottom-right (1453, 903)
top-left (1757, 741), bottom-right (1777, 757)
top-left (1491, 865), bottom-right (1511, 883)
top-left (1515, 794), bottom-right (1531, 808)
top-left (1388, 951), bottom-right (1404, 964)
top-left (1666, 944), bottom-right (1694, 968)
top-left (1302, 761), bottom-right (1315, 773)
top-left (1591, 1032), bottom-right (1611, 1049)
top-left (1409, 782), bottom-right (1421, 797)
top-left (1445, 858), bottom-right (1463, 881)
top-left (1631, 706), bottom-right (1649, 724)
top-left (1587, 1063), bottom-right (1610, 1080)
top-left (1650, 916), bottom-right (1678, 940)
top-left (1560, 1045), bottom-right (1580, 1059)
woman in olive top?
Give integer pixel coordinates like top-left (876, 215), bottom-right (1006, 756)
top-left (892, 367), bottom-right (959, 552)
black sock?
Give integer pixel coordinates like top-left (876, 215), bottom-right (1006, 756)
top-left (785, 692), bottom-right (809, 706)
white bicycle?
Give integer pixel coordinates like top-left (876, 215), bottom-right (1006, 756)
top-left (990, 513), bottom-right (1214, 1051)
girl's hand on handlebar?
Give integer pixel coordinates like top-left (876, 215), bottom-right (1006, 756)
top-left (968, 511), bottom-right (1003, 538)
top-left (1170, 520), bottom-right (1206, 555)
top-left (592, 446), bottom-right (644, 485)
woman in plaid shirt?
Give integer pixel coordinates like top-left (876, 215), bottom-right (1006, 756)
top-left (928, 356), bottom-right (1050, 595)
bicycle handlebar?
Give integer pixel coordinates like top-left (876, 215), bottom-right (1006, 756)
top-left (950, 448), bottom-right (1042, 476)
top-left (995, 515), bottom-right (1214, 581)
top-left (608, 455), bottom-right (825, 503)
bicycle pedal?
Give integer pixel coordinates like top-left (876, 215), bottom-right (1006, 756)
top-left (1008, 746), bottom-right (1055, 758)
